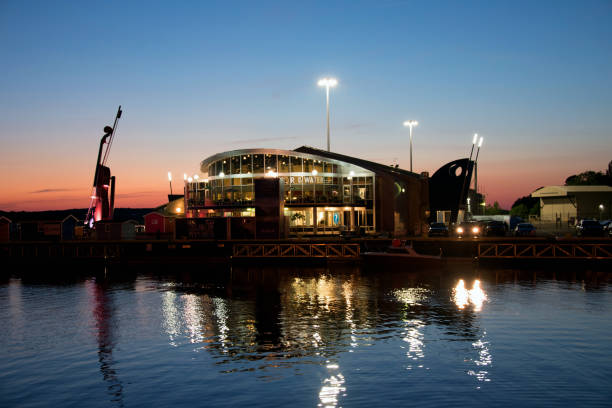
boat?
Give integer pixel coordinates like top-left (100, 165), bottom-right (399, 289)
top-left (362, 240), bottom-right (443, 268)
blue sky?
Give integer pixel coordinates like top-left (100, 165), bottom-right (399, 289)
top-left (1, 0), bottom-right (611, 209)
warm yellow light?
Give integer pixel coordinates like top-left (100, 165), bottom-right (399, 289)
top-left (468, 280), bottom-right (487, 311)
top-left (219, 171), bottom-right (225, 177)
top-left (194, 174), bottom-right (199, 180)
top-left (312, 169), bottom-right (318, 176)
top-left (456, 227), bottom-right (464, 234)
top-left (472, 226), bottom-right (480, 234)
top-left (176, 207), bottom-right (182, 213)
top-left (453, 279), bottom-right (469, 309)
top-left (318, 77), bottom-right (338, 87)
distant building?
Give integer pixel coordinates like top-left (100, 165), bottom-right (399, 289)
top-left (0, 216), bottom-right (11, 241)
top-left (531, 185), bottom-right (612, 222)
top-left (94, 219), bottom-right (139, 240)
top-left (16, 215), bottom-right (79, 241)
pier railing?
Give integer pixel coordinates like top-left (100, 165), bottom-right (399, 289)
top-left (232, 243), bottom-right (360, 259)
top-left (478, 242), bottom-right (612, 259)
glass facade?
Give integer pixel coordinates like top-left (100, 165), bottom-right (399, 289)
top-left (188, 150), bottom-right (376, 232)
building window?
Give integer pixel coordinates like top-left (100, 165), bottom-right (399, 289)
top-left (241, 155), bottom-right (252, 174)
top-left (253, 154), bottom-right (264, 174)
top-left (290, 156), bottom-right (302, 173)
top-left (278, 155), bottom-right (289, 173)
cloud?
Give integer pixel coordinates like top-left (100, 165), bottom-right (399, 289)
top-left (344, 123), bottom-right (372, 130)
top-left (29, 188), bottom-right (79, 194)
top-left (226, 136), bottom-right (300, 144)
top-left (115, 191), bottom-right (162, 199)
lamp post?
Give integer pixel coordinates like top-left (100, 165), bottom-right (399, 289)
top-left (474, 136), bottom-right (484, 195)
top-left (168, 171), bottom-right (173, 195)
top-left (403, 120), bottom-right (419, 172)
top-left (599, 204), bottom-right (604, 220)
top-left (317, 77), bottom-right (338, 152)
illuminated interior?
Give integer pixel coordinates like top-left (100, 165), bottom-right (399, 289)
top-left (186, 149), bottom-right (376, 234)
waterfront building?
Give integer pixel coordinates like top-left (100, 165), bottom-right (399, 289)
top-left (185, 147), bottom-right (430, 236)
top-left (531, 185), bottom-right (612, 222)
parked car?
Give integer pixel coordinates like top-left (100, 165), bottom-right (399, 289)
top-left (514, 223), bottom-right (536, 237)
top-left (576, 219), bottom-right (604, 237)
top-left (484, 220), bottom-right (507, 237)
top-left (428, 222), bottom-right (449, 237)
top-left (454, 222), bottom-right (482, 238)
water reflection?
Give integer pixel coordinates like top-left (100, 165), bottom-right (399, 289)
top-left (318, 360), bottom-right (346, 408)
top-left (453, 279), bottom-right (487, 311)
top-left (468, 331), bottom-right (492, 385)
top-left (88, 279), bottom-right (124, 407)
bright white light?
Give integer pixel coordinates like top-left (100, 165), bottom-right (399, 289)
top-left (403, 120), bottom-right (419, 127)
top-left (453, 279), bottom-right (469, 309)
top-left (194, 174), bottom-right (199, 180)
top-left (312, 169), bottom-right (318, 176)
top-left (266, 170), bottom-right (277, 178)
top-left (453, 279), bottom-right (487, 311)
top-left (599, 204), bottom-right (604, 210)
top-left (187, 177), bottom-right (193, 183)
top-left (468, 280), bottom-right (487, 311)
top-left (472, 133), bottom-right (478, 144)
top-left (478, 136), bottom-right (484, 148)
top-left (167, 171), bottom-right (172, 181)
top-left (219, 171), bottom-right (225, 177)
top-left (183, 173), bottom-right (187, 181)
top-left (318, 77), bottom-right (338, 87)
top-left (176, 207), bottom-right (182, 213)
top-left (349, 170), bottom-right (355, 176)
top-left (204, 179), bottom-right (209, 183)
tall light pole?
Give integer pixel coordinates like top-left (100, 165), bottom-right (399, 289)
top-left (474, 136), bottom-right (484, 194)
top-left (403, 120), bottom-right (419, 172)
top-left (474, 136), bottom-right (484, 213)
top-left (318, 77), bottom-right (338, 151)
top-left (168, 171), bottom-right (173, 195)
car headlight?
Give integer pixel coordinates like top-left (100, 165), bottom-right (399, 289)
top-left (456, 227), bottom-right (464, 234)
top-left (472, 226), bottom-right (480, 234)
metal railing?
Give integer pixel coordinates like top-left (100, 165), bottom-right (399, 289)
top-left (478, 243), bottom-right (612, 259)
top-left (232, 243), bottom-right (360, 258)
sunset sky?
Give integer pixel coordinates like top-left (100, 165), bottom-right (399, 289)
top-left (1, 0), bottom-right (610, 211)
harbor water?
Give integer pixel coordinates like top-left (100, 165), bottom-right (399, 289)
top-left (1, 265), bottom-right (611, 407)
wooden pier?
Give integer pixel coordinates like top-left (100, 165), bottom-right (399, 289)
top-left (478, 242), bottom-right (612, 260)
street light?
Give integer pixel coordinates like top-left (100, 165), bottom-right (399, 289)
top-left (474, 136), bottom-right (484, 195)
top-left (403, 120), bottom-right (419, 172)
top-left (168, 171), bottom-right (173, 195)
top-left (317, 77), bottom-right (338, 152)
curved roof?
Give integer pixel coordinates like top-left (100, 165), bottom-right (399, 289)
top-left (200, 148), bottom-right (372, 174)
top-left (531, 185), bottom-right (612, 197)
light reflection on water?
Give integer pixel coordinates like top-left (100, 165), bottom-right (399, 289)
top-left (1, 267), bottom-right (611, 407)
